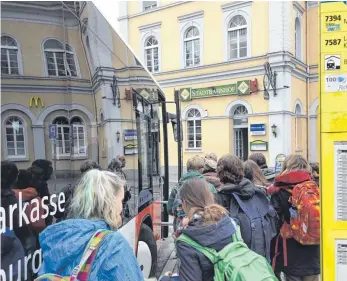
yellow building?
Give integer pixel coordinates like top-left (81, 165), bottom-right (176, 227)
top-left (118, 1), bottom-right (320, 174)
top-left (1, 1), bottom-right (161, 183)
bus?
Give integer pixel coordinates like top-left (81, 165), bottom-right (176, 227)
top-left (0, 1), bottom-right (175, 279)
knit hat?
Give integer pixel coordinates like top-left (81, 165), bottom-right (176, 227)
top-left (204, 158), bottom-right (217, 171)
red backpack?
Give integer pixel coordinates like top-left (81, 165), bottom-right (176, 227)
top-left (273, 180), bottom-right (320, 268)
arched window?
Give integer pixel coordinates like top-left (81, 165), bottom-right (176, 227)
top-left (44, 39), bottom-right (77, 77)
top-left (5, 117), bottom-right (26, 157)
top-left (52, 116), bottom-right (86, 156)
top-left (184, 26), bottom-right (200, 67)
top-left (1, 36), bottom-right (19, 75)
top-left (234, 105), bottom-right (248, 117)
top-left (295, 103), bottom-right (302, 150)
top-left (144, 36), bottom-right (159, 73)
top-left (186, 108), bottom-right (202, 149)
top-left (295, 18), bottom-right (302, 59)
top-left (228, 15), bottom-right (247, 59)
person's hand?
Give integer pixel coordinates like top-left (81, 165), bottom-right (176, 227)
top-left (163, 271), bottom-right (172, 276)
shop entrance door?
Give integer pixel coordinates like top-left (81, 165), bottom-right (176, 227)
top-left (234, 128), bottom-right (248, 161)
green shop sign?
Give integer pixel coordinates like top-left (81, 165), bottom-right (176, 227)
top-left (180, 80), bottom-right (251, 101)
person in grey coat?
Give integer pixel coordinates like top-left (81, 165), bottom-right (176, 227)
top-left (175, 178), bottom-right (236, 281)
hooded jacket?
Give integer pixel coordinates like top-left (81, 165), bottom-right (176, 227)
top-left (176, 215), bottom-right (235, 281)
top-left (267, 171), bottom-right (320, 276)
top-left (261, 167), bottom-right (277, 183)
top-left (167, 171), bottom-right (217, 217)
top-left (216, 178), bottom-right (256, 211)
top-left (38, 219), bottom-right (144, 281)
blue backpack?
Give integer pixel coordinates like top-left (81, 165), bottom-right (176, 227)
top-left (230, 189), bottom-right (278, 261)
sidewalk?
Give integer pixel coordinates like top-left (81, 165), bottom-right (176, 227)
top-left (155, 236), bottom-right (178, 279)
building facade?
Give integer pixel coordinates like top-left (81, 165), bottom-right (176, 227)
top-left (118, 1), bottom-right (320, 173)
top-left (1, 1), bottom-right (160, 184)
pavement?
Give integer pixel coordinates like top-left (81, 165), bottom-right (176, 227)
top-left (155, 235), bottom-right (179, 279)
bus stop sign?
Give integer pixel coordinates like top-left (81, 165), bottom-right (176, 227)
top-left (49, 124), bottom-right (57, 140)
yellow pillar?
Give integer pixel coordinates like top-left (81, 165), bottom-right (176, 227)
top-left (319, 2), bottom-right (347, 281)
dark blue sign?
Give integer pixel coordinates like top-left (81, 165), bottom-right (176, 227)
top-left (124, 129), bottom-right (137, 140)
top-left (48, 124), bottom-right (57, 140)
top-left (250, 124), bottom-right (266, 136)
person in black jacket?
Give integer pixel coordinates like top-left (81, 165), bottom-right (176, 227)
top-left (216, 154), bottom-right (277, 261)
top-left (267, 155), bottom-right (320, 281)
top-left (249, 152), bottom-right (276, 183)
top-left (175, 178), bottom-right (236, 281)
top-left (1, 161), bottom-right (31, 252)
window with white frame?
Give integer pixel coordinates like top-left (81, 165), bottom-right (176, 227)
top-left (186, 108), bottom-right (202, 149)
top-left (71, 116), bottom-right (87, 155)
top-left (52, 116), bottom-right (86, 157)
top-left (295, 17), bottom-right (302, 60)
top-left (145, 36), bottom-right (159, 73)
top-left (228, 15), bottom-right (247, 59)
top-left (1, 36), bottom-right (20, 75)
top-left (143, 1), bottom-right (157, 11)
top-left (295, 104), bottom-right (302, 149)
top-left (44, 39), bottom-right (77, 77)
top-left (5, 117), bottom-right (26, 157)
top-left (184, 26), bottom-right (200, 67)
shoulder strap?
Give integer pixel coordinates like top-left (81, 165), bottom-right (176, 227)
top-left (70, 229), bottom-right (111, 281)
top-left (232, 193), bottom-right (255, 219)
top-left (176, 234), bottom-right (218, 264)
top-left (230, 218), bottom-right (243, 243)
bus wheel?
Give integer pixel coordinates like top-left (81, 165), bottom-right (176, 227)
top-left (138, 224), bottom-right (157, 278)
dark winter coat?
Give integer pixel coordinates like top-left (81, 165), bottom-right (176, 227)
top-left (261, 166), bottom-right (277, 183)
top-left (267, 171), bottom-right (320, 276)
top-left (176, 215), bottom-right (235, 281)
top-left (216, 178), bottom-right (277, 259)
top-left (203, 171), bottom-right (222, 189)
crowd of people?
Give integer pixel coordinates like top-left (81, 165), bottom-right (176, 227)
top-left (1, 152), bottom-right (320, 281)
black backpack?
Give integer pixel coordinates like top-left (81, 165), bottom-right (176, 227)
top-left (230, 189), bottom-right (278, 261)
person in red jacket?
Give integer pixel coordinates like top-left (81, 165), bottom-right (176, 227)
top-left (267, 155), bottom-right (320, 281)
top-left (13, 169), bottom-right (46, 235)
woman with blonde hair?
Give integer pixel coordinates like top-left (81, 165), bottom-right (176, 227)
top-left (175, 178), bottom-right (236, 281)
top-left (267, 155), bottom-right (320, 281)
top-left (37, 169), bottom-right (144, 281)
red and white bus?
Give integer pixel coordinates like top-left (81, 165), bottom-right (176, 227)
top-left (0, 1), bottom-right (174, 279)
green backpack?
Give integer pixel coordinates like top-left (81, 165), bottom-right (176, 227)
top-left (176, 220), bottom-right (278, 281)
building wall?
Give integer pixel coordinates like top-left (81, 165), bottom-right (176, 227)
top-left (120, 0), bottom-right (320, 171)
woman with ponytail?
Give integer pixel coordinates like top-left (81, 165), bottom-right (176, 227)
top-left (175, 178), bottom-right (236, 281)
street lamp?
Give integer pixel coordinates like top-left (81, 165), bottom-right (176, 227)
top-left (271, 124), bottom-right (277, 138)
top-left (116, 131), bottom-right (120, 143)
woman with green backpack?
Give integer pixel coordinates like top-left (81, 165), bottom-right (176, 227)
top-left (175, 178), bottom-right (277, 281)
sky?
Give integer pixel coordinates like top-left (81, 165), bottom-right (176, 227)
top-left (92, 0), bottom-right (121, 33)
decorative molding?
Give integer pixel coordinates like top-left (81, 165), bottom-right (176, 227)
top-left (1, 103), bottom-right (37, 125)
top-left (293, 1), bottom-right (305, 15)
top-left (181, 104), bottom-right (205, 120)
top-left (221, 1), bottom-right (253, 12)
top-left (37, 103), bottom-right (95, 125)
top-left (178, 11), bottom-right (204, 22)
top-left (309, 97), bottom-right (319, 116)
top-left (1, 84), bottom-right (93, 94)
top-left (307, 1), bottom-right (319, 8)
top-left (294, 99), bottom-right (304, 113)
top-left (225, 99), bottom-right (253, 117)
top-left (1, 75), bottom-right (90, 83)
top-left (139, 21), bottom-right (162, 32)
top-left (118, 1), bottom-right (191, 21)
